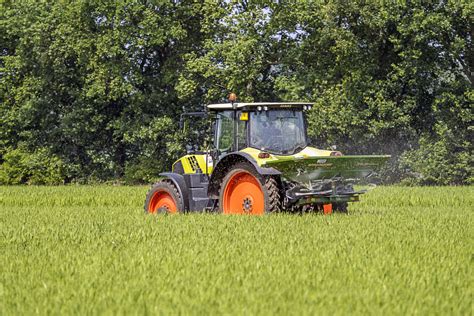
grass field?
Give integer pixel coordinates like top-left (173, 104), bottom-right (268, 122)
top-left (0, 186), bottom-right (472, 315)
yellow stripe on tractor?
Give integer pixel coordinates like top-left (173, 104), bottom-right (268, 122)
top-left (173, 154), bottom-right (213, 175)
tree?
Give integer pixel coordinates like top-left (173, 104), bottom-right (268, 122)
top-left (1, 0), bottom-right (472, 184)
top-left (1, 1), bottom-right (205, 183)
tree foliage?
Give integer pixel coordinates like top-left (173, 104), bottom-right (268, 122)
top-left (1, 0), bottom-right (472, 184)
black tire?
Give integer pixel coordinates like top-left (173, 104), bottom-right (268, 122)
top-left (218, 162), bottom-right (281, 214)
top-left (265, 177), bottom-right (282, 212)
top-left (144, 180), bottom-right (183, 214)
top-left (333, 202), bottom-right (348, 214)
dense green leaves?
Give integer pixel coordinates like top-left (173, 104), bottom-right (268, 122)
top-left (0, 1), bottom-right (472, 184)
top-left (0, 1), bottom-right (203, 183)
top-left (0, 147), bottom-right (65, 184)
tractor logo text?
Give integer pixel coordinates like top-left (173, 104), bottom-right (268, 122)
top-left (308, 159), bottom-right (333, 168)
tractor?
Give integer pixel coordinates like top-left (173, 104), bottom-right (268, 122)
top-left (144, 95), bottom-right (390, 215)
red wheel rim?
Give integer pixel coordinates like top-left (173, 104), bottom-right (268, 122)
top-left (223, 171), bottom-right (264, 215)
top-left (148, 190), bottom-right (177, 213)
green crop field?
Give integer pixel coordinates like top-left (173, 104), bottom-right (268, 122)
top-left (0, 186), bottom-right (472, 315)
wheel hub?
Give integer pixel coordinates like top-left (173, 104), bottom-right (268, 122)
top-left (157, 206), bottom-right (170, 213)
top-left (242, 197), bottom-right (253, 212)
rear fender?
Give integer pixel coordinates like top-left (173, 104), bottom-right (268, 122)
top-left (159, 172), bottom-right (189, 211)
top-left (207, 152), bottom-right (281, 198)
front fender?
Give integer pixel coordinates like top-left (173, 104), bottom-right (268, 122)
top-left (159, 172), bottom-right (189, 211)
top-left (207, 152), bottom-right (281, 198)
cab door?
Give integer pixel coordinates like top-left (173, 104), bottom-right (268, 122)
top-left (214, 111), bottom-right (247, 155)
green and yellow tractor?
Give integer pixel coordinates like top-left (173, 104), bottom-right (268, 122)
top-left (144, 96), bottom-right (389, 215)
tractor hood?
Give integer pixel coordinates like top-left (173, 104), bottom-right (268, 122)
top-left (240, 147), bottom-right (390, 183)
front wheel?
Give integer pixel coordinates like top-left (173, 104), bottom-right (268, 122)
top-left (218, 163), bottom-right (281, 215)
top-left (144, 180), bottom-right (183, 214)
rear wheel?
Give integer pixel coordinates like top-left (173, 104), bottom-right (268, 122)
top-left (144, 180), bottom-right (183, 214)
top-left (219, 163), bottom-right (281, 215)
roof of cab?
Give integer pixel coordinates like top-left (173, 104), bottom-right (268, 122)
top-left (206, 102), bottom-right (313, 110)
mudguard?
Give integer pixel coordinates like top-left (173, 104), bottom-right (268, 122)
top-left (159, 172), bottom-right (190, 211)
top-left (207, 152), bottom-right (281, 198)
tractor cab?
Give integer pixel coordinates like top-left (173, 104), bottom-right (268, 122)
top-left (209, 102), bottom-right (312, 156)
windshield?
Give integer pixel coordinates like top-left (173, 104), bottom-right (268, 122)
top-left (250, 110), bottom-right (307, 154)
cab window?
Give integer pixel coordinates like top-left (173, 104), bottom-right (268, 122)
top-left (237, 119), bottom-right (246, 149)
top-left (216, 111), bottom-right (233, 151)
top-left (215, 111), bottom-right (247, 151)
